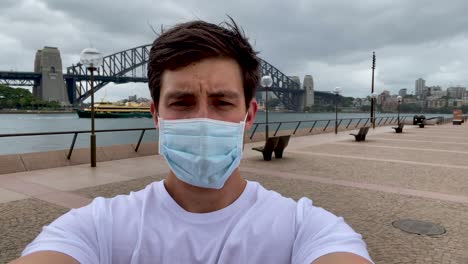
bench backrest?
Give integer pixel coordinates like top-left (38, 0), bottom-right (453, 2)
top-left (264, 137), bottom-right (280, 151)
top-left (277, 135), bottom-right (291, 149)
top-left (359, 127), bottom-right (369, 136)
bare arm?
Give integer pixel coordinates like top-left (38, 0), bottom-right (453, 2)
top-left (313, 252), bottom-right (372, 264)
top-left (9, 251), bottom-right (79, 264)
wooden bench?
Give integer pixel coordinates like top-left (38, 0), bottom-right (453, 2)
top-left (274, 135), bottom-right (290, 159)
top-left (252, 135), bottom-right (291, 161)
top-left (392, 123), bottom-right (404, 133)
top-left (350, 127), bottom-right (370, 142)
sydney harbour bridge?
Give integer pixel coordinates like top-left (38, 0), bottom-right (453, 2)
top-left (0, 44), bottom-right (337, 111)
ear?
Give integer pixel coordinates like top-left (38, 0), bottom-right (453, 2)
top-left (150, 101), bottom-right (159, 128)
top-left (244, 99), bottom-right (258, 131)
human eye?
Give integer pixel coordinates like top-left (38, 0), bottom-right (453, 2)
top-left (213, 99), bottom-right (234, 108)
top-left (218, 100), bottom-right (233, 106)
top-left (169, 99), bottom-right (195, 108)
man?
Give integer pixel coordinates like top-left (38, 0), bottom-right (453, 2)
top-left (12, 19), bottom-right (373, 264)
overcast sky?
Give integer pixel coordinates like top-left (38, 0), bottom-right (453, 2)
top-left (1, 0), bottom-right (468, 101)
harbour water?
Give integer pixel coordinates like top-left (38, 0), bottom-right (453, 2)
top-left (0, 112), bottom-right (450, 155)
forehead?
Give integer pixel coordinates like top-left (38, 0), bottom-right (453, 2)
top-left (160, 57), bottom-right (244, 98)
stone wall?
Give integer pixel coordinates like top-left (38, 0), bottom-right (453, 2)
top-left (0, 142), bottom-right (157, 175)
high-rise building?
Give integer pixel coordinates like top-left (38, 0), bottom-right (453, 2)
top-left (423, 86), bottom-right (441, 98)
top-left (415, 78), bottom-right (425, 98)
top-left (398, 88), bottom-right (407, 97)
top-left (447, 86), bottom-right (466, 99)
top-left (431, 90), bottom-right (447, 98)
top-left (129, 95), bottom-right (137, 102)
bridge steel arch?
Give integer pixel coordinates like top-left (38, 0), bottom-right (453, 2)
top-left (66, 45), bottom-right (150, 104)
top-left (66, 44), bottom-right (304, 111)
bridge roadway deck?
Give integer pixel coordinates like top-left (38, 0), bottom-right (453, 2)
top-left (1, 123), bottom-right (468, 263)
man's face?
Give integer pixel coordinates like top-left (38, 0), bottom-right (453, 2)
top-left (150, 57), bottom-right (257, 129)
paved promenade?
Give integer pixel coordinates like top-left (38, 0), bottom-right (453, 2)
top-left (1, 123), bottom-right (468, 263)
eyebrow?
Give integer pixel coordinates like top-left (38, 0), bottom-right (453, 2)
top-left (208, 90), bottom-right (240, 99)
top-left (164, 90), bottom-right (241, 100)
top-left (164, 91), bottom-right (194, 100)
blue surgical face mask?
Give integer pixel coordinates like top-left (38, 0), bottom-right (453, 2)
top-left (158, 115), bottom-right (247, 189)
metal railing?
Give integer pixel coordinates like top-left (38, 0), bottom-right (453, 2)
top-left (0, 127), bottom-right (155, 159)
top-left (1, 114), bottom-right (461, 157)
top-left (248, 115), bottom-right (413, 139)
top-left (427, 115), bottom-right (468, 124)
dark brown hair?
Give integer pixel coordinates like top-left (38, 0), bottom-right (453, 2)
top-left (147, 18), bottom-right (259, 110)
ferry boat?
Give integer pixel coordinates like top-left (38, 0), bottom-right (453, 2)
top-left (76, 102), bottom-right (152, 118)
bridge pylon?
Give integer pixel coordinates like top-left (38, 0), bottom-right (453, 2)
top-left (33, 47), bottom-right (70, 105)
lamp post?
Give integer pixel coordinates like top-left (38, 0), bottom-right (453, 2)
top-left (80, 48), bottom-right (103, 167)
top-left (370, 52), bottom-right (376, 129)
top-left (397, 95), bottom-right (402, 125)
top-left (261, 75), bottom-right (273, 140)
top-left (333, 87), bottom-right (342, 134)
top-left (371, 92), bottom-right (378, 129)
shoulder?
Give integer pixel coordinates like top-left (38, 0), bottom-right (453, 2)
top-left (249, 181), bottom-right (298, 218)
top-left (251, 181), bottom-right (296, 206)
top-left (251, 183), bottom-right (372, 264)
top-left (292, 197), bottom-right (372, 263)
top-left (21, 181), bottom-right (162, 263)
top-left (96, 180), bottom-right (159, 212)
top-left (249, 182), bottom-right (342, 225)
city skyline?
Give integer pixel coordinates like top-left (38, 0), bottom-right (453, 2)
top-left (2, 1), bottom-right (468, 101)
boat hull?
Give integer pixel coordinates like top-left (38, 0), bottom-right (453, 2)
top-left (76, 110), bottom-right (152, 118)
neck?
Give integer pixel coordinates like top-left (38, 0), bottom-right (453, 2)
top-left (163, 169), bottom-right (247, 213)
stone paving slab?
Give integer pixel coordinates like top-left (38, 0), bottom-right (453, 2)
top-left (242, 172), bottom-right (468, 264)
top-left (74, 174), bottom-right (166, 199)
top-left (0, 187), bottom-right (29, 203)
top-left (297, 143), bottom-right (468, 167)
top-left (405, 130), bottom-right (468, 137)
top-left (421, 125), bottom-right (468, 131)
top-left (0, 199), bottom-right (68, 263)
top-left (76, 155), bottom-right (169, 180)
top-left (241, 152), bottom-right (468, 197)
top-left (369, 136), bottom-right (468, 147)
top-left (353, 137), bottom-right (468, 152)
top-left (333, 142), bottom-right (468, 155)
top-left (370, 133), bottom-right (468, 144)
top-left (14, 165), bottom-right (134, 192)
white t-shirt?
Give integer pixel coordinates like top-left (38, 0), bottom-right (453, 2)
top-left (22, 181), bottom-right (372, 264)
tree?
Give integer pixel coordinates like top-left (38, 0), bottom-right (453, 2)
top-left (0, 84), bottom-right (61, 110)
top-left (400, 103), bottom-right (422, 113)
top-left (342, 97), bottom-right (354, 107)
top-left (360, 105), bottom-right (371, 112)
top-left (266, 98), bottom-right (280, 110)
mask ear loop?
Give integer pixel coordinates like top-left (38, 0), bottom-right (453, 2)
top-left (239, 113), bottom-right (249, 152)
top-left (157, 115), bottom-right (163, 155)
top-left (155, 115), bottom-right (161, 128)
